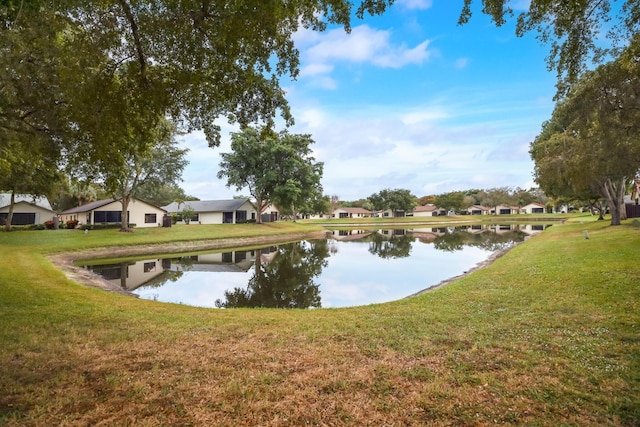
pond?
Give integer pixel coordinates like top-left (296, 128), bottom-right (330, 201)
top-left (80, 223), bottom-right (549, 308)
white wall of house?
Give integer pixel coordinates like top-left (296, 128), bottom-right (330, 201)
top-left (177, 200), bottom-right (258, 224)
top-left (466, 206), bottom-right (490, 215)
top-left (520, 203), bottom-right (547, 214)
top-left (493, 205), bottom-right (519, 215)
top-left (60, 199), bottom-right (165, 228)
top-left (0, 201), bottom-right (56, 225)
top-left (126, 199), bottom-right (166, 227)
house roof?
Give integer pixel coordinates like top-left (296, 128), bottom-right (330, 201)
top-left (60, 198), bottom-right (166, 215)
top-left (336, 207), bottom-right (370, 214)
top-left (162, 199), bottom-right (251, 213)
top-left (522, 202), bottom-right (546, 208)
top-left (59, 199), bottom-right (116, 215)
top-left (414, 205), bottom-right (439, 212)
top-left (468, 205), bottom-right (490, 211)
top-left (0, 193), bottom-right (54, 211)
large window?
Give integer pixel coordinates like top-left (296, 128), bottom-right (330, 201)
top-left (0, 213), bottom-right (35, 225)
top-left (144, 213), bottom-right (157, 224)
top-left (236, 210), bottom-right (247, 222)
top-left (94, 210), bottom-right (123, 223)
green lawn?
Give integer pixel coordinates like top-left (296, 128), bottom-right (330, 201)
top-left (0, 216), bottom-right (638, 426)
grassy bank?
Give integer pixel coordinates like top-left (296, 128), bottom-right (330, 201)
top-left (0, 217), bottom-right (638, 425)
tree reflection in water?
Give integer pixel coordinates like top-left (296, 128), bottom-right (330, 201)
top-left (215, 239), bottom-right (329, 308)
top-left (432, 226), bottom-right (529, 252)
top-left (366, 231), bottom-right (414, 259)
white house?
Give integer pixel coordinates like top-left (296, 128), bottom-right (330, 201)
top-left (0, 193), bottom-right (56, 226)
top-left (466, 205), bottom-right (491, 215)
top-left (332, 207), bottom-right (371, 219)
top-left (520, 202), bottom-right (547, 214)
top-left (491, 205), bottom-right (520, 215)
top-left (161, 199), bottom-right (276, 224)
top-left (59, 198), bottom-right (166, 228)
top-left (413, 204), bottom-right (443, 217)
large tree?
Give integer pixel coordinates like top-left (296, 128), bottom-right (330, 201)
top-left (85, 118), bottom-right (189, 232)
top-left (0, 0), bottom-right (396, 151)
top-left (530, 43), bottom-right (640, 225)
top-left (218, 127), bottom-right (323, 224)
top-left (0, 138), bottom-right (61, 231)
top-left (368, 188), bottom-right (417, 217)
top-left (434, 191), bottom-right (466, 213)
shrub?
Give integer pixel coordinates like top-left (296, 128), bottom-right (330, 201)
top-left (66, 219), bottom-right (79, 229)
top-left (44, 220), bottom-right (56, 230)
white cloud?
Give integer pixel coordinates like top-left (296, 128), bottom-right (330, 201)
top-left (396, 0), bottom-right (433, 10)
top-left (298, 24), bottom-right (432, 81)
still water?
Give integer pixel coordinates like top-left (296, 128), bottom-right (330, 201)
top-left (81, 224), bottom-right (548, 308)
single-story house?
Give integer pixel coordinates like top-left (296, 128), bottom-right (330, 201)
top-left (59, 198), bottom-right (166, 228)
top-left (377, 209), bottom-right (407, 218)
top-left (332, 207), bottom-right (371, 219)
top-left (466, 205), bottom-right (491, 215)
top-left (413, 204), bottom-right (444, 217)
top-left (162, 199), bottom-right (278, 224)
top-left (520, 202), bottom-right (547, 214)
top-left (491, 205), bottom-right (520, 215)
top-left (0, 193), bottom-right (56, 225)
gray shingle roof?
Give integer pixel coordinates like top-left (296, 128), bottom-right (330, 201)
top-left (0, 193), bottom-right (54, 211)
top-left (59, 199), bottom-right (116, 215)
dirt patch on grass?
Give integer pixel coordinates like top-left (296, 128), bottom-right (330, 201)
top-left (48, 230), bottom-right (328, 296)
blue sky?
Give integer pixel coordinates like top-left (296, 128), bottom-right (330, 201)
top-left (179, 0), bottom-right (557, 201)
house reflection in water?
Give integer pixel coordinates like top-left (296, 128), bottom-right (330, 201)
top-left (83, 247), bottom-right (278, 291)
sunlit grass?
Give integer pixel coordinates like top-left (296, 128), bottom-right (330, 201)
top-left (0, 215), bottom-right (638, 425)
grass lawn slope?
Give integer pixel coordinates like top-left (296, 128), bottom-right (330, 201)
top-left (0, 218), bottom-right (638, 426)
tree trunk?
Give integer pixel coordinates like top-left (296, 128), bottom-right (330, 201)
top-left (600, 178), bottom-right (626, 226)
top-left (120, 195), bottom-right (132, 232)
top-left (3, 192), bottom-right (15, 231)
top-left (252, 198), bottom-right (267, 224)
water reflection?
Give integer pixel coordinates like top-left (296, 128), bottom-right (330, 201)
top-left (215, 240), bottom-right (328, 308)
top-left (81, 224), bottom-right (549, 308)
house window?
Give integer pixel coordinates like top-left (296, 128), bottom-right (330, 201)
top-left (0, 213), bottom-right (35, 225)
top-left (190, 213), bottom-right (199, 222)
top-left (143, 262), bottom-right (156, 272)
top-left (236, 210), bottom-right (247, 222)
top-left (145, 213), bottom-right (157, 224)
top-left (94, 210), bottom-right (123, 223)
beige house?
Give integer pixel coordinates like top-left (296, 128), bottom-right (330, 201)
top-left (332, 207), bottom-right (371, 219)
top-left (491, 205), bottom-right (520, 215)
top-left (0, 193), bottom-right (56, 226)
top-left (161, 199), bottom-right (276, 224)
top-left (59, 198), bottom-right (166, 228)
top-left (413, 204), bottom-right (443, 217)
top-left (466, 205), bottom-right (491, 215)
top-left (519, 202), bottom-right (547, 214)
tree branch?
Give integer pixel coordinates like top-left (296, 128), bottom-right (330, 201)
top-left (118, 0), bottom-right (147, 85)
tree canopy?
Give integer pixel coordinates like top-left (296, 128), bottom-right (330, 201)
top-left (530, 41), bottom-right (640, 225)
top-left (0, 0), bottom-right (398, 153)
top-left (217, 127), bottom-right (323, 223)
top-left (368, 188), bottom-right (417, 216)
top-left (88, 118), bottom-right (188, 231)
